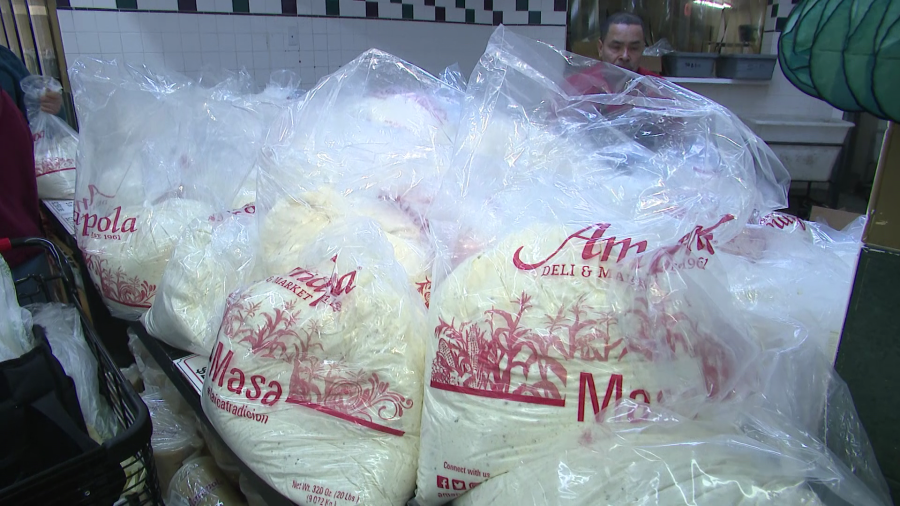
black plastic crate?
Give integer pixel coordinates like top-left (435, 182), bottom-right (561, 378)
top-left (662, 52), bottom-right (717, 78)
top-left (0, 237), bottom-right (162, 505)
top-left (716, 54), bottom-right (777, 80)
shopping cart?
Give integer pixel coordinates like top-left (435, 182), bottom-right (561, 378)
top-left (0, 237), bottom-right (162, 505)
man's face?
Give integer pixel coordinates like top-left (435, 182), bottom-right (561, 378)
top-left (598, 23), bottom-right (645, 72)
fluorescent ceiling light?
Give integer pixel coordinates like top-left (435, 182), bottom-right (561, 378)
top-left (694, 0), bottom-right (732, 8)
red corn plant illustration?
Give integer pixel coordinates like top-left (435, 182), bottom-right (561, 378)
top-left (432, 293), bottom-right (566, 401)
top-left (221, 297), bottom-right (308, 362)
top-left (293, 319), bottom-right (325, 361)
top-left (620, 293), bottom-right (728, 398)
top-left (544, 296), bottom-right (621, 363)
top-left (671, 314), bottom-right (730, 398)
top-left (84, 255), bottom-right (156, 307)
top-left (432, 289), bottom-right (704, 403)
top-left (221, 303), bottom-right (414, 424)
top-left (432, 318), bottom-right (495, 390)
top-left (620, 295), bottom-right (695, 362)
top-left (661, 309), bottom-right (693, 356)
top-left (431, 288), bottom-right (718, 403)
top-left (484, 293), bottom-right (544, 395)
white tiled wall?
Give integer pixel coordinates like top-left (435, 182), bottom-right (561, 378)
top-left (56, 4), bottom-right (837, 123)
top-left (57, 9), bottom-right (565, 87)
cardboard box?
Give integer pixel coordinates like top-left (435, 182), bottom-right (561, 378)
top-left (641, 55), bottom-right (663, 74)
top-left (834, 121), bottom-right (900, 503)
top-left (864, 123), bottom-right (900, 251)
top-left (809, 206), bottom-right (863, 231)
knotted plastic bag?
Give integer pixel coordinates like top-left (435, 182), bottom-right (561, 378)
top-left (167, 456), bottom-right (243, 506)
top-left (0, 256), bottom-right (33, 361)
top-left (258, 49), bottom-right (463, 306)
top-left (27, 302), bottom-right (118, 440)
top-left (143, 390), bottom-right (204, 495)
top-left (21, 75), bottom-right (77, 199)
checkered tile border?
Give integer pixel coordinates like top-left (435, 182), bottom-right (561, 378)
top-left (57, 0), bottom-right (567, 26)
top-left (760, 0), bottom-right (798, 54)
top-left (766, 0), bottom-right (800, 33)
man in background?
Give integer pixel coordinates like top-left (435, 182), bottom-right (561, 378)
top-left (597, 12), bottom-right (660, 76)
top-left (566, 12), bottom-right (661, 96)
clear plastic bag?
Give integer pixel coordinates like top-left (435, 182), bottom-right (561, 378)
top-left (259, 69), bottom-right (306, 101)
top-left (127, 328), bottom-right (169, 393)
top-left (260, 50), bottom-right (461, 203)
top-left (21, 75), bottom-right (78, 199)
top-left (69, 60), bottom-right (273, 320)
top-left (716, 318), bottom-right (892, 505)
top-left (239, 474), bottom-right (267, 506)
top-left (167, 456), bottom-right (244, 506)
top-left (224, 70), bottom-right (306, 210)
top-left (140, 71), bottom-right (302, 349)
top-left (142, 390), bottom-right (204, 495)
top-left (0, 256), bottom-right (34, 361)
top-left (201, 52), bottom-right (458, 505)
top-left (26, 302), bottom-right (118, 440)
top-left (196, 420), bottom-right (241, 484)
top-left (452, 398), bottom-right (890, 506)
top-left (427, 27), bottom-right (789, 279)
top-left (201, 220), bottom-right (426, 506)
top-left (416, 234), bottom-right (761, 504)
top-left (120, 362), bottom-right (143, 392)
top-left (813, 364), bottom-right (891, 503)
top-left (142, 205), bottom-right (260, 355)
top-left (258, 50), bottom-right (463, 306)
top-left (415, 27), bottom-right (790, 505)
top-left (261, 187), bottom-right (435, 307)
top-left (643, 38), bottom-right (675, 56)
top-left (711, 214), bottom-right (887, 502)
top-left (439, 63), bottom-right (467, 92)
top-left (127, 328), bottom-right (192, 415)
top-left (719, 213), bottom-right (862, 363)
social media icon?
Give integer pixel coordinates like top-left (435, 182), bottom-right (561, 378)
top-left (437, 476), bottom-right (449, 490)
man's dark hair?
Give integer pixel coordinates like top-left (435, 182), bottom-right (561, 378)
top-left (599, 12), bottom-right (645, 42)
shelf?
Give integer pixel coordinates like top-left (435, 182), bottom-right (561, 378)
top-left (668, 77), bottom-right (771, 85)
top-left (131, 323), bottom-right (295, 506)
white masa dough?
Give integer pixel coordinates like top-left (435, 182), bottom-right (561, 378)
top-left (142, 206), bottom-right (258, 355)
top-left (415, 224), bottom-right (737, 505)
top-left (34, 133), bottom-right (77, 199)
top-left (202, 243), bottom-right (425, 506)
top-left (79, 199), bottom-right (215, 320)
top-left (262, 189), bottom-right (432, 302)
